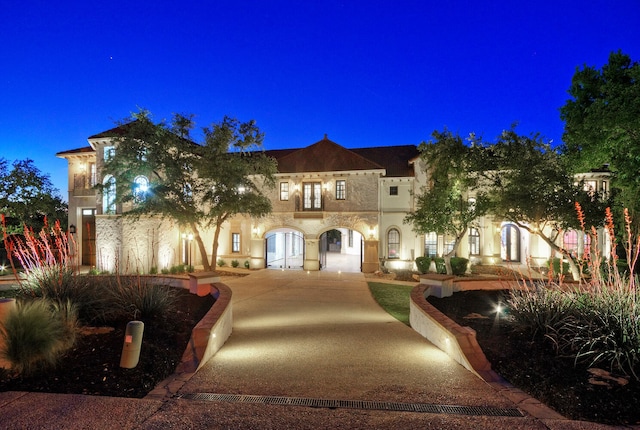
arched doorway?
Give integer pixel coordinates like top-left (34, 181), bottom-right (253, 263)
top-left (319, 228), bottom-right (363, 272)
top-left (501, 224), bottom-right (520, 262)
top-left (265, 228), bottom-right (305, 269)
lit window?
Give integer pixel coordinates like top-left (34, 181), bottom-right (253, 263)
top-left (103, 175), bottom-right (116, 214)
top-left (336, 180), bottom-right (346, 200)
top-left (348, 229), bottom-right (353, 248)
top-left (387, 228), bottom-right (400, 259)
top-left (303, 182), bottom-right (322, 210)
top-left (280, 182), bottom-right (289, 201)
top-left (469, 228), bottom-right (480, 255)
top-left (424, 232), bottom-right (437, 258)
top-left (444, 235), bottom-right (455, 255)
top-left (104, 146), bottom-right (115, 161)
top-left (563, 230), bottom-right (578, 257)
top-left (390, 186), bottom-right (398, 196)
top-left (232, 233), bottom-right (240, 253)
top-left (133, 176), bottom-right (149, 203)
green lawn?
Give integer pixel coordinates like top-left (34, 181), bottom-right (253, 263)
top-left (367, 282), bottom-right (414, 325)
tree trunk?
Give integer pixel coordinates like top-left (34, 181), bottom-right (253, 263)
top-left (209, 221), bottom-right (223, 270)
top-left (535, 229), bottom-right (581, 281)
top-left (190, 222), bottom-right (211, 271)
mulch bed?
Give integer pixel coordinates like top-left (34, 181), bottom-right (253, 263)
top-left (0, 289), bottom-right (215, 398)
top-left (427, 290), bottom-right (640, 425)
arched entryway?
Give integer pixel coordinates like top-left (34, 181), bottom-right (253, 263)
top-left (501, 224), bottom-right (520, 262)
top-left (265, 228), bottom-right (305, 269)
top-left (319, 228), bottom-right (363, 272)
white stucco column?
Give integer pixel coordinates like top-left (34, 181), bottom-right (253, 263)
top-left (304, 238), bottom-right (320, 271)
top-left (250, 238), bottom-right (266, 269)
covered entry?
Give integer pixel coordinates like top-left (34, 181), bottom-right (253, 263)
top-left (265, 228), bottom-right (305, 269)
top-left (319, 228), bottom-right (363, 272)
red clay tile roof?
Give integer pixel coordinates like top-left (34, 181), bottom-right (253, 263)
top-left (272, 135), bottom-right (384, 173)
top-left (267, 136), bottom-right (418, 177)
top-left (56, 146), bottom-right (95, 157)
top-left (87, 121), bottom-right (139, 139)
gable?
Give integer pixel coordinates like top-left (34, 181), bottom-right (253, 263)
top-left (273, 135), bottom-right (385, 174)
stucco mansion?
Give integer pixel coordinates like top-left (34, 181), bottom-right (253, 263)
top-left (57, 125), bottom-right (610, 274)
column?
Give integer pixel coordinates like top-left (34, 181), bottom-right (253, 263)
top-left (304, 238), bottom-right (320, 271)
top-left (250, 238), bottom-right (266, 269)
top-left (362, 239), bottom-right (379, 273)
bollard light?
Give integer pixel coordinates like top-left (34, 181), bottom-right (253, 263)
top-left (120, 321), bottom-right (144, 369)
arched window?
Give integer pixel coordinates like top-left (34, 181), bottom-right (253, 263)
top-left (469, 228), bottom-right (480, 255)
top-left (133, 176), bottom-right (149, 203)
top-left (103, 175), bottom-right (116, 214)
top-left (387, 228), bottom-right (400, 259)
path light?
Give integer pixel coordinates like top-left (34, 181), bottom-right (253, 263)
top-left (120, 321), bottom-right (144, 368)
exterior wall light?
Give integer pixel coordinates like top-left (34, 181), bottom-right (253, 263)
top-left (69, 225), bottom-right (76, 234)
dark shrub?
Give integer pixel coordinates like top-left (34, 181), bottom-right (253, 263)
top-left (450, 257), bottom-right (469, 276)
top-left (415, 256), bottom-right (430, 274)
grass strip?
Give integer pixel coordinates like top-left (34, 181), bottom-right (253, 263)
top-left (368, 282), bottom-right (414, 325)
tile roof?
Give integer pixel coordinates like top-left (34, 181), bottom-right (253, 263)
top-left (87, 121), bottom-right (138, 139)
top-left (56, 146), bottom-right (95, 157)
top-left (267, 135), bottom-right (418, 177)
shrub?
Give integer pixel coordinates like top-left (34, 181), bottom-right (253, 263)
top-left (217, 258), bottom-right (226, 267)
top-left (450, 257), bottom-right (469, 276)
top-left (415, 256), bottom-right (430, 274)
top-left (149, 266), bottom-right (158, 275)
top-left (433, 258), bottom-right (446, 274)
top-left (108, 277), bottom-right (176, 322)
top-left (185, 265), bottom-right (194, 273)
top-left (0, 298), bottom-right (78, 375)
top-left (161, 268), bottom-right (170, 274)
top-left (508, 285), bottom-right (576, 337)
top-left (231, 260), bottom-right (239, 268)
top-left (244, 260), bottom-right (250, 269)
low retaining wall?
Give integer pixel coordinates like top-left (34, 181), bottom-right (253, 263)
top-left (410, 284), bottom-right (500, 382)
top-left (147, 281), bottom-right (233, 399)
top-left (177, 282), bottom-right (233, 373)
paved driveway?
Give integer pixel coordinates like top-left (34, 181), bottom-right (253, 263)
top-left (178, 270), bottom-right (514, 406)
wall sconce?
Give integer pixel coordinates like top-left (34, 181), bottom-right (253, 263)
top-left (69, 225), bottom-right (76, 234)
top-left (293, 184), bottom-right (300, 193)
top-left (252, 226), bottom-right (259, 237)
top-left (368, 226), bottom-right (376, 239)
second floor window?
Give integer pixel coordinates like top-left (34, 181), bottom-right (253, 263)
top-left (390, 186), bottom-right (398, 196)
top-left (280, 182), bottom-right (289, 201)
top-left (303, 182), bottom-right (322, 210)
top-left (336, 180), bottom-right (346, 200)
top-left (104, 146), bottom-right (115, 161)
top-left (133, 176), bottom-right (149, 203)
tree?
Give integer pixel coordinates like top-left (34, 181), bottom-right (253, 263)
top-left (479, 128), bottom-right (608, 280)
top-left (560, 50), bottom-right (640, 223)
top-left (0, 158), bottom-right (68, 234)
top-left (101, 110), bottom-right (277, 271)
top-left (404, 130), bottom-right (490, 275)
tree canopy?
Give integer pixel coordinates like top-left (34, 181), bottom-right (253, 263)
top-left (0, 158), bottom-right (67, 234)
top-left (101, 110), bottom-right (277, 271)
top-left (404, 129), bottom-right (490, 274)
top-left (560, 50), bottom-right (640, 221)
top-left (478, 128), bottom-right (609, 279)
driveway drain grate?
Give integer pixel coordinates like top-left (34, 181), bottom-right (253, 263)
top-left (178, 393), bottom-right (523, 417)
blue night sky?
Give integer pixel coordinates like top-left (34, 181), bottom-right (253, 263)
top-left (1, 1), bottom-right (639, 199)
